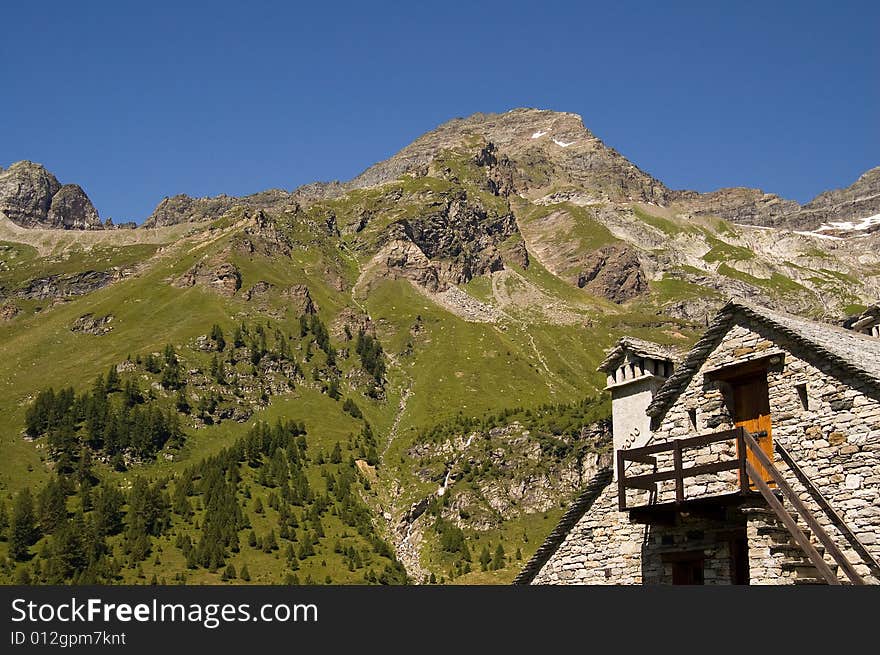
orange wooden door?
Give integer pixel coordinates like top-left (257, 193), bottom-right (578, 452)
top-left (732, 375), bottom-right (774, 488)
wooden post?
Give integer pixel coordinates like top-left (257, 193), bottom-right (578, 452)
top-left (673, 441), bottom-right (684, 504)
top-left (737, 427), bottom-right (748, 493)
top-left (617, 450), bottom-right (627, 511)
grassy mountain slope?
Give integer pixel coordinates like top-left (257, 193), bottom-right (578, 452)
top-left (1, 109), bottom-right (878, 584)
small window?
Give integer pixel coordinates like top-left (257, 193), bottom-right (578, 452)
top-left (672, 558), bottom-right (705, 585)
top-left (796, 383), bottom-right (809, 410)
top-left (687, 408), bottom-right (698, 431)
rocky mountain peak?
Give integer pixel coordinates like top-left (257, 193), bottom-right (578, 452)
top-left (347, 108), bottom-right (670, 204)
top-left (0, 160), bottom-right (102, 229)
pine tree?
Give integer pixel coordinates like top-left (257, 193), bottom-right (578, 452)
top-left (176, 390), bottom-right (191, 414)
top-left (0, 498), bottom-right (9, 541)
top-left (161, 345), bottom-right (183, 390)
top-left (10, 488), bottom-right (38, 561)
top-left (105, 365), bottom-right (121, 394)
top-left (211, 324), bottom-right (226, 352)
top-left (37, 477), bottom-right (67, 535)
top-left (240, 565), bottom-right (251, 581)
top-left (492, 543), bottom-right (506, 570)
top-left (123, 378), bottom-right (142, 407)
top-left (479, 545), bottom-right (491, 572)
top-left (144, 353), bottom-right (162, 373)
top-left (210, 354), bottom-right (225, 385)
top-left (262, 529), bottom-right (278, 553)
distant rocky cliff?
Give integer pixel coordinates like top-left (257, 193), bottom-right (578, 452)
top-left (674, 166), bottom-right (880, 230)
top-left (0, 161), bottom-right (102, 229)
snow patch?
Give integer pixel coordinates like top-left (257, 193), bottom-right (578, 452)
top-left (794, 231), bottom-right (844, 241)
top-left (553, 138), bottom-right (575, 148)
top-left (814, 213), bottom-right (880, 233)
top-left (531, 130), bottom-right (547, 139)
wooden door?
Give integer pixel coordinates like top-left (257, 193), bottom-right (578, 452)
top-left (732, 374), bottom-right (774, 488)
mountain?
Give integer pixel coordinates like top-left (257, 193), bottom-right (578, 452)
top-left (675, 166), bottom-right (880, 230)
top-left (0, 161), bottom-right (103, 230)
top-left (0, 108), bottom-right (878, 585)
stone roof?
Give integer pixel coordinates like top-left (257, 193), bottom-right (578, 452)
top-left (511, 469), bottom-right (612, 585)
top-left (646, 299), bottom-right (880, 420)
top-left (597, 336), bottom-right (681, 373)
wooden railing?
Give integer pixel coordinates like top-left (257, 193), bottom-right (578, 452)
top-left (617, 427), bottom-right (749, 511)
top-left (742, 430), bottom-right (865, 585)
top-left (617, 428), bottom-right (868, 585)
top-left (774, 441), bottom-right (880, 580)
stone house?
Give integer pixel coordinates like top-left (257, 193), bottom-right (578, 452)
top-left (515, 299), bottom-right (880, 585)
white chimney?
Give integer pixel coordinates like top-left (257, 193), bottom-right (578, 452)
top-left (597, 338), bottom-right (677, 479)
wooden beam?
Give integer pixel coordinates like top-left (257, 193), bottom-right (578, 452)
top-left (674, 441), bottom-right (684, 504)
top-left (704, 353), bottom-right (784, 382)
top-left (623, 460), bottom-right (739, 489)
top-left (737, 428), bottom-right (748, 494)
top-left (625, 452), bottom-right (658, 465)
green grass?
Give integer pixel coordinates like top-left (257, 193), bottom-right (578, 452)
top-left (0, 161), bottom-right (867, 585)
top-left (426, 509), bottom-right (566, 584)
top-left (0, 241), bottom-right (159, 289)
top-left (630, 206), bottom-right (686, 236)
top-left (717, 263), bottom-right (811, 297)
top-left (701, 235), bottom-right (757, 263)
top-left (650, 274), bottom-right (722, 304)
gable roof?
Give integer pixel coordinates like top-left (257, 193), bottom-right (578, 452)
top-left (597, 337), bottom-right (679, 373)
top-left (512, 468), bottom-right (613, 585)
top-left (646, 299), bottom-right (880, 421)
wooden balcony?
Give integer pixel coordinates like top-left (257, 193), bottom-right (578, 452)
top-left (617, 427), bottom-right (757, 523)
top-left (619, 427), bottom-right (874, 583)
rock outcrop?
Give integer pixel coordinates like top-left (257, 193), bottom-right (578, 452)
top-left (14, 270), bottom-right (116, 299)
top-left (142, 190), bottom-right (305, 228)
top-left (175, 260), bottom-right (241, 296)
top-left (0, 161), bottom-right (102, 229)
top-left (676, 187), bottom-right (801, 228)
top-left (283, 284), bottom-right (318, 315)
top-left (576, 244), bottom-right (647, 303)
top-left (142, 194), bottom-right (239, 228)
top-left (234, 210), bottom-right (293, 256)
top-left (0, 303), bottom-right (19, 321)
top-left (243, 280), bottom-right (274, 302)
top-left (71, 313), bottom-right (114, 335)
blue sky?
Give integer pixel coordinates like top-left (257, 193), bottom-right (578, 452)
top-left (2, 1), bottom-right (877, 223)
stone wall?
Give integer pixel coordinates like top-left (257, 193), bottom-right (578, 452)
top-left (531, 483), bottom-right (644, 584)
top-left (532, 479), bottom-right (746, 584)
top-left (532, 317), bottom-right (880, 584)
